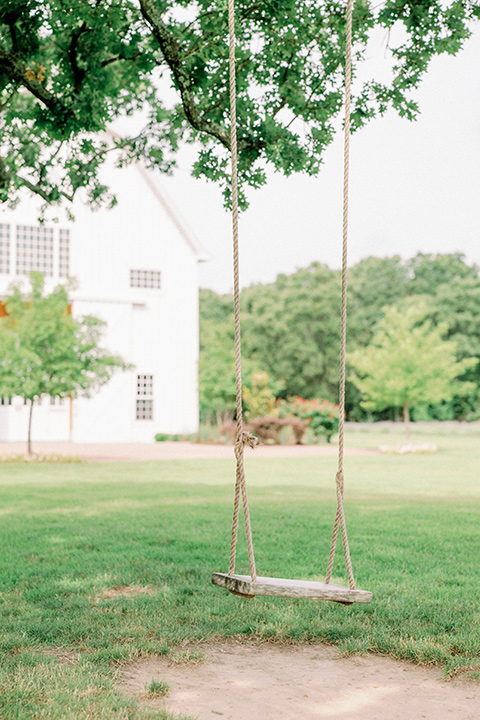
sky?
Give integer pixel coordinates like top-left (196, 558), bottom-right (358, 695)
top-left (148, 28), bottom-right (480, 295)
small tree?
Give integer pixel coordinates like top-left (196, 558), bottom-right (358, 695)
top-left (0, 273), bottom-right (129, 454)
top-left (243, 372), bottom-right (279, 423)
top-left (348, 303), bottom-right (477, 442)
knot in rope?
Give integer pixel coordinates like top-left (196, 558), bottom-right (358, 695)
top-left (243, 432), bottom-right (259, 449)
top-left (235, 431), bottom-right (259, 459)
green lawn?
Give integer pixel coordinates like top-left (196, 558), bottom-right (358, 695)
top-left (1, 426), bottom-right (479, 719)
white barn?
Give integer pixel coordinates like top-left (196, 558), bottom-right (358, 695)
top-left (0, 161), bottom-right (207, 443)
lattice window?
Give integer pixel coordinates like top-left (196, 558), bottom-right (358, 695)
top-left (15, 225), bottom-right (54, 277)
top-left (136, 374), bottom-right (154, 420)
top-left (58, 228), bottom-right (70, 277)
top-left (0, 223), bottom-right (11, 274)
top-left (130, 269), bottom-right (161, 289)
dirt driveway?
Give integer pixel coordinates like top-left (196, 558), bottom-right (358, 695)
top-left (0, 440), bottom-right (377, 462)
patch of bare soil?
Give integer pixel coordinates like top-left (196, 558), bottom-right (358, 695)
top-left (120, 639), bottom-right (480, 720)
top-left (101, 584), bottom-right (154, 600)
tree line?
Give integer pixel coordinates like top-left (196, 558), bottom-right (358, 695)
top-left (199, 253), bottom-right (480, 424)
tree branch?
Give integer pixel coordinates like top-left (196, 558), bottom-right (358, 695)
top-left (101, 51), bottom-right (141, 68)
top-left (0, 83), bottom-right (19, 110)
top-left (14, 173), bottom-right (73, 203)
top-left (139, 0), bottom-right (231, 149)
top-left (7, 16), bottom-right (19, 53)
top-left (140, 0), bottom-right (267, 161)
top-left (68, 22), bottom-right (89, 96)
top-left (0, 49), bottom-right (64, 116)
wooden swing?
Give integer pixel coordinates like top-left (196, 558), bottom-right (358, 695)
top-left (211, 0), bottom-right (372, 605)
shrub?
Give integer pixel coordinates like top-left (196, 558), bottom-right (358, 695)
top-left (219, 421), bottom-right (239, 444)
top-left (221, 416), bottom-right (307, 445)
top-left (277, 396), bottom-right (341, 443)
top-left (154, 433), bottom-right (181, 442)
top-left (249, 416), bottom-right (307, 444)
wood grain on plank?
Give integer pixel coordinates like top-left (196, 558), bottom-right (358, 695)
top-left (212, 573), bottom-right (372, 604)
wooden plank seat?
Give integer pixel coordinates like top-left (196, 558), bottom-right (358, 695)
top-left (212, 573), bottom-right (372, 604)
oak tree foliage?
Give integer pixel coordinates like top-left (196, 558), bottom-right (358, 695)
top-left (1, 0), bottom-right (478, 209)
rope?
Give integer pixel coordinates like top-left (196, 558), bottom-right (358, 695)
top-left (225, 0), bottom-right (356, 591)
top-left (325, 0), bottom-right (356, 590)
top-left (227, 0), bottom-right (257, 583)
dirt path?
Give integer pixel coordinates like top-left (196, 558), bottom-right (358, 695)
top-left (120, 640), bottom-right (480, 720)
top-left (0, 441), bottom-right (377, 462)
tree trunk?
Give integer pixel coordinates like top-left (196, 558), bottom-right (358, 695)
top-left (27, 398), bottom-right (34, 456)
top-left (403, 401), bottom-right (411, 444)
top-left (69, 392), bottom-right (74, 442)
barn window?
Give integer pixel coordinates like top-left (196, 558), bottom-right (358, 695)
top-left (16, 225), bottom-right (54, 277)
top-left (130, 269), bottom-right (161, 289)
top-left (136, 374), bottom-right (154, 421)
top-left (0, 223), bottom-right (10, 274)
top-left (59, 228), bottom-right (70, 277)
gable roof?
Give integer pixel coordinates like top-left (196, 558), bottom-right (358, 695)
top-left (135, 163), bottom-right (209, 263)
top-left (106, 129), bottom-right (209, 263)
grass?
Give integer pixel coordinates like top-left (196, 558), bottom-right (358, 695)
top-left (0, 452), bottom-right (82, 464)
top-left (0, 425), bottom-right (480, 718)
top-left (145, 679), bottom-right (170, 698)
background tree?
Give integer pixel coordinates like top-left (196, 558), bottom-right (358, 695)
top-left (198, 289), bottom-right (275, 423)
top-left (0, 273), bottom-right (129, 454)
top-left (422, 274), bottom-right (480, 419)
top-left (406, 252), bottom-right (480, 296)
top-left (198, 289), bottom-right (236, 423)
top-left (1, 1), bottom-right (478, 210)
top-left (199, 254), bottom-right (480, 424)
top-left (348, 255), bottom-right (409, 347)
top-left (402, 253), bottom-right (480, 419)
top-left (347, 253), bottom-right (480, 345)
top-left (242, 263), bottom-right (341, 400)
top-left (198, 317), bottom-right (236, 425)
top-left (348, 303), bottom-right (478, 441)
